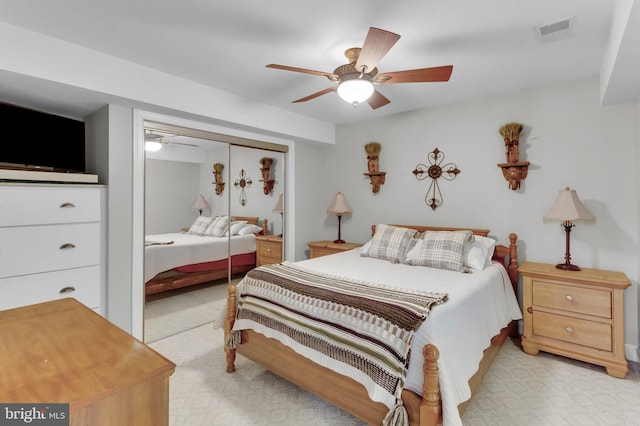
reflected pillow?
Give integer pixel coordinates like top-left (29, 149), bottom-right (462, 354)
top-left (237, 224), bottom-right (263, 235)
top-left (204, 216), bottom-right (230, 237)
top-left (226, 220), bottom-right (248, 236)
top-left (187, 216), bottom-right (215, 236)
top-left (360, 224), bottom-right (417, 263)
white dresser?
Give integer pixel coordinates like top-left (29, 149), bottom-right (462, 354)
top-left (0, 183), bottom-right (105, 314)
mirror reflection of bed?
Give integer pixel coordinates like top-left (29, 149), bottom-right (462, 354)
top-left (143, 124), bottom-right (286, 343)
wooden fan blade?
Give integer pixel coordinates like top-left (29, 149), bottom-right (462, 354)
top-left (355, 27), bottom-right (401, 73)
top-left (266, 64), bottom-right (337, 80)
top-left (375, 65), bottom-right (453, 84)
top-left (367, 90), bottom-right (391, 109)
top-left (292, 86), bottom-right (337, 103)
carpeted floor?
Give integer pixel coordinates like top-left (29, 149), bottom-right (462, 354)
top-left (147, 282), bottom-right (640, 426)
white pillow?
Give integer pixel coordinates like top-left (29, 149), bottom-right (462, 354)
top-left (237, 223), bottom-right (263, 235)
top-left (462, 235), bottom-right (497, 270)
top-left (187, 216), bottom-right (215, 236)
top-left (225, 220), bottom-right (248, 236)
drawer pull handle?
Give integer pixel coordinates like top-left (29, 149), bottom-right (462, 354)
top-left (267, 248), bottom-right (272, 253)
top-left (565, 326), bottom-right (574, 334)
top-left (60, 202), bottom-right (76, 208)
top-left (59, 286), bottom-right (76, 294)
top-left (565, 295), bottom-right (574, 302)
top-left (59, 243), bottom-right (76, 250)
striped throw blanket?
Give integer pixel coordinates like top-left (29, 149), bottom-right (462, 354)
top-left (227, 262), bottom-right (448, 426)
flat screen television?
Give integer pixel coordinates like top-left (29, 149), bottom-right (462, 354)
top-left (0, 101), bottom-right (85, 173)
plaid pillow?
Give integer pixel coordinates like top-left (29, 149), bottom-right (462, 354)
top-left (405, 230), bottom-right (473, 271)
top-left (204, 216), bottom-right (230, 237)
top-left (360, 224), bottom-right (417, 263)
top-left (187, 216), bottom-right (215, 236)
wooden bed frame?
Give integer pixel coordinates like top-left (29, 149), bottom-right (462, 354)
top-left (145, 217), bottom-right (267, 296)
top-left (224, 225), bottom-right (519, 426)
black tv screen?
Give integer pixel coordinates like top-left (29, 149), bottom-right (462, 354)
top-left (0, 102), bottom-right (85, 173)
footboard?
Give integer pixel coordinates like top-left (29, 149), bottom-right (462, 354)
top-left (224, 283), bottom-right (443, 426)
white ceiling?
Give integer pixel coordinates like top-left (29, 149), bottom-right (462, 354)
top-left (0, 0), bottom-right (634, 125)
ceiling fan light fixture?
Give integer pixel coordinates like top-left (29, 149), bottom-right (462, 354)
top-left (337, 76), bottom-right (374, 105)
top-left (145, 141), bottom-right (163, 152)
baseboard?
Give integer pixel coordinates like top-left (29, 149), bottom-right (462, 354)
top-left (625, 343), bottom-right (639, 363)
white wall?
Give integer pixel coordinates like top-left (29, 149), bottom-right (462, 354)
top-left (145, 159), bottom-right (200, 234)
top-left (320, 76), bottom-right (638, 352)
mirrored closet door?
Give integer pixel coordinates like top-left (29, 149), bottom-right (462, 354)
top-left (142, 121), bottom-right (287, 343)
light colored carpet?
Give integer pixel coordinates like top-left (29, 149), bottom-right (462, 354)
top-left (144, 279), bottom-right (237, 343)
top-left (147, 283), bottom-right (640, 425)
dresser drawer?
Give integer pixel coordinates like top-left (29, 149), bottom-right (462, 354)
top-left (0, 222), bottom-right (100, 278)
top-left (532, 280), bottom-right (611, 318)
top-left (532, 311), bottom-right (612, 351)
top-left (0, 265), bottom-right (101, 311)
top-left (0, 186), bottom-right (100, 226)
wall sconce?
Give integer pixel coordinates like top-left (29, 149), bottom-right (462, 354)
top-left (363, 142), bottom-right (386, 193)
top-left (259, 157), bottom-right (275, 195)
top-left (234, 169), bottom-right (252, 206)
top-left (497, 122), bottom-right (530, 191)
top-left (212, 162), bottom-right (225, 195)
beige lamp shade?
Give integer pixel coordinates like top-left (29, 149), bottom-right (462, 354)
top-left (272, 193), bottom-right (284, 213)
top-left (543, 187), bottom-right (595, 223)
top-left (327, 192), bottom-right (352, 216)
top-left (192, 194), bottom-right (210, 214)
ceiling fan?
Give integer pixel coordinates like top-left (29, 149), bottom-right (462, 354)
top-left (145, 130), bottom-right (199, 152)
top-left (266, 27), bottom-right (453, 109)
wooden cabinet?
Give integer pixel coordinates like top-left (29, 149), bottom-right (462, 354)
top-left (255, 235), bottom-right (282, 266)
top-left (519, 261), bottom-right (630, 378)
top-left (0, 298), bottom-right (175, 426)
top-left (307, 240), bottom-right (363, 259)
top-left (0, 184), bottom-right (105, 314)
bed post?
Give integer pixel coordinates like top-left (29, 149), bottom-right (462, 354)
top-left (421, 344), bottom-right (441, 426)
top-left (262, 218), bottom-right (269, 236)
top-left (224, 283), bottom-right (237, 373)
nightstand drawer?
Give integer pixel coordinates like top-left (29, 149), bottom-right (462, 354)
top-left (532, 280), bottom-right (611, 318)
top-left (532, 311), bottom-right (612, 351)
top-left (257, 242), bottom-right (281, 260)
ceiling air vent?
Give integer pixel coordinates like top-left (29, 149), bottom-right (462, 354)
top-left (536, 17), bottom-right (574, 42)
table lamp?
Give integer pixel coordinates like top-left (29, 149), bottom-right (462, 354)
top-left (326, 192), bottom-right (352, 244)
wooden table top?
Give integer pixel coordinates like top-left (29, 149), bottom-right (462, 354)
top-left (0, 298), bottom-right (176, 406)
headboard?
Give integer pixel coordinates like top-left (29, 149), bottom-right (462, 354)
top-left (370, 224), bottom-right (519, 294)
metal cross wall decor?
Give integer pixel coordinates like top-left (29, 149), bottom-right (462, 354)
top-left (412, 148), bottom-right (461, 210)
top-left (234, 168), bottom-right (253, 206)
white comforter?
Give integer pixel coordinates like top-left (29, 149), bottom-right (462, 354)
top-left (144, 232), bottom-right (256, 282)
top-left (294, 248), bottom-right (522, 426)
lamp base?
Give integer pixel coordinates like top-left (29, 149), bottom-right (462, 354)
top-left (555, 262), bottom-right (581, 271)
top-left (333, 239), bottom-right (345, 244)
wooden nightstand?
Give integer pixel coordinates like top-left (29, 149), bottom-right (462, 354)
top-left (255, 235), bottom-right (283, 266)
top-left (519, 261), bottom-right (630, 378)
top-left (307, 240), bottom-right (363, 259)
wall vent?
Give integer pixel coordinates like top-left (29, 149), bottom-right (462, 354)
top-left (536, 17), bottom-right (575, 42)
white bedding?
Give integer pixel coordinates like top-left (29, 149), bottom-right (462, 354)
top-left (293, 247), bottom-right (522, 426)
top-left (144, 232), bottom-right (256, 282)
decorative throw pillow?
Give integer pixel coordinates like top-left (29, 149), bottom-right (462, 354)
top-left (405, 230), bottom-right (473, 271)
top-left (360, 224), bottom-right (417, 263)
top-left (204, 216), bottom-right (230, 237)
top-left (187, 216), bottom-right (215, 236)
